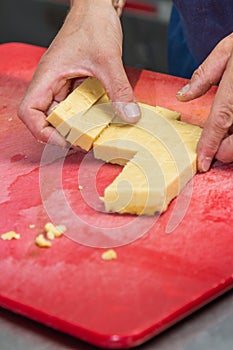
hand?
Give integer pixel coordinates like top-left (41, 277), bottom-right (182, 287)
top-left (176, 33), bottom-right (233, 172)
top-left (18, 0), bottom-right (140, 147)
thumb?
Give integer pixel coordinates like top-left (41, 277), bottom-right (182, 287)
top-left (176, 34), bottom-right (233, 102)
top-left (96, 57), bottom-right (141, 123)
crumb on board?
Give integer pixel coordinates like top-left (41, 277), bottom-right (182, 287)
top-left (8, 117), bottom-right (13, 121)
top-left (46, 231), bottom-right (55, 240)
top-left (55, 225), bottom-right (67, 236)
top-left (99, 196), bottom-right (104, 202)
top-left (101, 249), bottom-right (117, 261)
top-left (35, 234), bottom-right (52, 248)
top-left (78, 185), bottom-right (83, 190)
top-left (44, 222), bottom-right (67, 238)
top-left (1, 231), bottom-right (20, 241)
top-left (34, 223), bottom-right (67, 248)
top-left (29, 224), bottom-right (35, 229)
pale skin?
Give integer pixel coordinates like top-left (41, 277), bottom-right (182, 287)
top-left (177, 33), bottom-right (233, 171)
top-left (18, 0), bottom-right (233, 172)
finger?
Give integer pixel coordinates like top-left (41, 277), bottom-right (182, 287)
top-left (197, 53), bottom-right (233, 172)
top-left (215, 134), bottom-right (233, 163)
top-left (176, 34), bottom-right (233, 102)
top-left (18, 70), bottom-right (70, 147)
top-left (53, 79), bottom-right (71, 103)
top-left (18, 102), bottom-right (69, 148)
top-left (95, 57), bottom-right (141, 123)
top-left (47, 101), bottom-right (58, 116)
top-left (229, 125), bottom-right (233, 135)
top-left (71, 77), bottom-right (88, 90)
top-left (40, 126), bottom-right (70, 148)
top-left (46, 78), bottom-right (85, 115)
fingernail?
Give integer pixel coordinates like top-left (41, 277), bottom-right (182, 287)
top-left (177, 83), bottom-right (191, 96)
top-left (124, 102), bottom-right (141, 119)
top-left (114, 102), bottom-right (141, 122)
top-left (46, 101), bottom-right (58, 116)
top-left (200, 157), bottom-right (212, 172)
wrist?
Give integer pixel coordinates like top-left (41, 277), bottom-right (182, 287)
top-left (70, 0), bottom-right (112, 6)
top-left (70, 0), bottom-right (126, 15)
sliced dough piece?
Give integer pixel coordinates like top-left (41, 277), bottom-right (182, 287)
top-left (65, 95), bottom-right (115, 150)
top-left (154, 105), bottom-right (181, 120)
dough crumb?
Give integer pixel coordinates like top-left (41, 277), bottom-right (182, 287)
top-left (8, 117), bottom-right (13, 121)
top-left (1, 231), bottom-right (20, 241)
top-left (101, 249), bottom-right (117, 261)
top-left (36, 223), bottom-right (67, 248)
top-left (78, 185), bottom-right (83, 190)
top-left (46, 231), bottom-right (55, 240)
top-left (44, 222), bottom-right (67, 238)
top-left (35, 234), bottom-right (52, 248)
top-left (29, 224), bottom-right (35, 229)
top-left (99, 196), bottom-right (104, 202)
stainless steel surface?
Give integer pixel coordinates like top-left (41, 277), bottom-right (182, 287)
top-left (1, 290), bottom-right (233, 349)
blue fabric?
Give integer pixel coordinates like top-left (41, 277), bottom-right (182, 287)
top-left (168, 5), bottom-right (198, 78)
top-left (168, 0), bottom-right (233, 78)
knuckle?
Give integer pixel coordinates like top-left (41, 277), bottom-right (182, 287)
top-left (219, 33), bottom-right (233, 48)
top-left (216, 136), bottom-right (233, 163)
top-left (192, 65), bottom-right (205, 81)
top-left (112, 84), bottom-right (133, 101)
top-left (192, 64), bottom-right (213, 87)
top-left (95, 54), bottom-right (106, 66)
top-left (17, 101), bottom-right (28, 121)
top-left (190, 65), bottom-right (215, 96)
top-left (198, 125), bottom-right (221, 158)
top-left (95, 50), bottom-right (120, 66)
top-left (199, 133), bottom-right (218, 154)
top-left (213, 109), bottom-right (233, 131)
top-left (216, 153), bottom-right (233, 163)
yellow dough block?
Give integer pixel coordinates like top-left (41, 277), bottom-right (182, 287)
top-left (46, 77), bottom-right (202, 215)
top-left (94, 104), bottom-right (202, 215)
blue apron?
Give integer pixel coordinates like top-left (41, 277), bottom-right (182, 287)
top-left (168, 1), bottom-right (233, 78)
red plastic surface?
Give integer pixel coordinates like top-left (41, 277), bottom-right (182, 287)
top-left (0, 43), bottom-right (233, 349)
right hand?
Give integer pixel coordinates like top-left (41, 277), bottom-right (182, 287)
top-left (18, 0), bottom-right (141, 147)
top-left (176, 33), bottom-right (233, 171)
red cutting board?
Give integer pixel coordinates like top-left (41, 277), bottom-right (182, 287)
top-left (0, 43), bottom-right (233, 349)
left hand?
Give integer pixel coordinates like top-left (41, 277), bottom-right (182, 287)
top-left (176, 33), bottom-right (233, 172)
